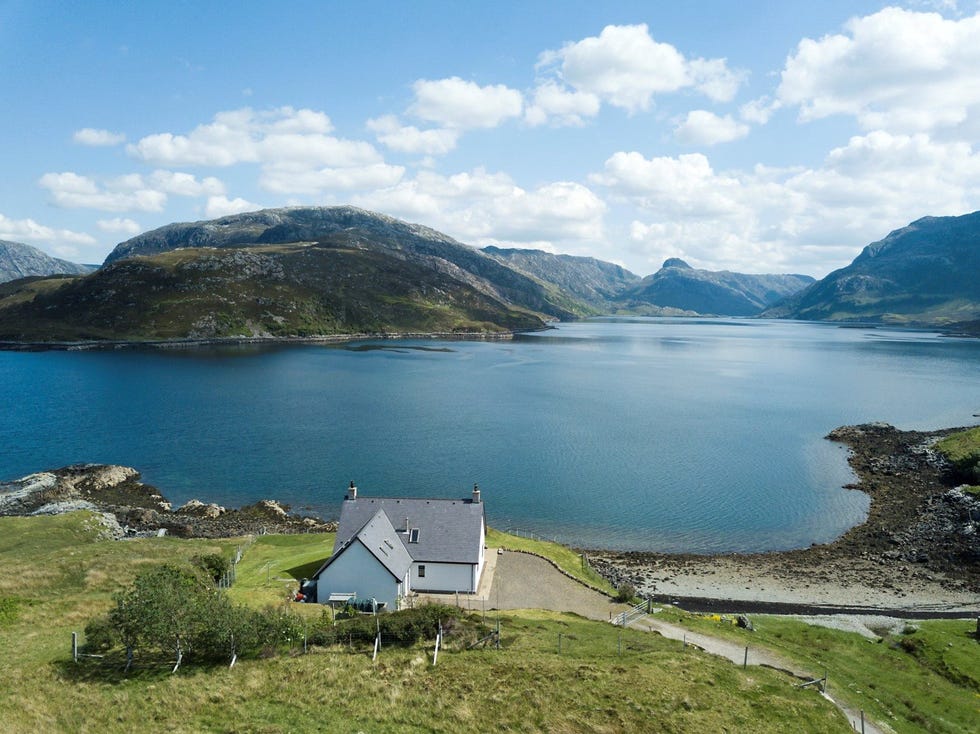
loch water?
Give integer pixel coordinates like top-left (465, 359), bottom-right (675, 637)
top-left (2, 318), bottom-right (978, 553)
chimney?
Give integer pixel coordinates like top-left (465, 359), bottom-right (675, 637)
top-left (472, 483), bottom-right (481, 504)
top-left (347, 480), bottom-right (357, 500)
top-left (404, 517), bottom-right (410, 532)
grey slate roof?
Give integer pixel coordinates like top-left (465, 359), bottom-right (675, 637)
top-left (333, 495), bottom-right (485, 565)
top-left (313, 509), bottom-right (412, 581)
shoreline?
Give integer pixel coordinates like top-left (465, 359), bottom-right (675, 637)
top-left (3, 422), bottom-right (978, 614)
top-left (587, 422), bottom-right (980, 613)
top-left (0, 328), bottom-right (544, 352)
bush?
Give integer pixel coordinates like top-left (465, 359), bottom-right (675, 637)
top-left (614, 584), bottom-right (636, 603)
top-left (191, 553), bottom-right (230, 584)
top-left (82, 615), bottom-right (119, 653)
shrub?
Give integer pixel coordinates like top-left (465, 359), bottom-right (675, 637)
top-left (82, 615), bottom-right (119, 653)
top-left (614, 584), bottom-right (636, 603)
top-left (191, 553), bottom-right (230, 584)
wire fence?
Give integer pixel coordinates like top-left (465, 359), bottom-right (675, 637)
top-left (216, 534), bottom-right (256, 589)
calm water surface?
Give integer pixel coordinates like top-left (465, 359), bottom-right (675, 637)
top-left (2, 318), bottom-right (978, 552)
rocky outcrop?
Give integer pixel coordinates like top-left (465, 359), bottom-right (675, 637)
top-left (0, 464), bottom-right (335, 538)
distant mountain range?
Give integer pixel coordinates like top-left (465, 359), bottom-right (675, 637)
top-left (1, 206), bottom-right (977, 343)
top-left (0, 240), bottom-right (94, 283)
top-left (619, 258), bottom-right (815, 317)
top-left (765, 211), bottom-right (980, 330)
top-left (480, 246), bottom-right (641, 313)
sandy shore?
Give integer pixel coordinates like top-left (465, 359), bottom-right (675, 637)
top-left (589, 423), bottom-right (980, 615)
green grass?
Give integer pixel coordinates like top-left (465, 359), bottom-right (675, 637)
top-left (5, 513), bottom-right (979, 732)
top-left (486, 528), bottom-right (615, 593)
top-left (652, 608), bottom-right (980, 734)
top-left (225, 532), bottom-right (334, 607)
top-left (936, 426), bottom-right (980, 475)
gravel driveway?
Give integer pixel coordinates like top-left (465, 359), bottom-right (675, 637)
top-left (487, 551), bottom-right (626, 621)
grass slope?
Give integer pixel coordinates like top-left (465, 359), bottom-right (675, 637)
top-left (0, 515), bottom-right (848, 732)
top-left (2, 515), bottom-right (973, 732)
top-left (654, 609), bottom-right (980, 734)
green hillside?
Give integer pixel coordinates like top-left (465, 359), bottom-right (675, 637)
top-left (766, 211), bottom-right (980, 326)
top-left (0, 242), bottom-right (545, 342)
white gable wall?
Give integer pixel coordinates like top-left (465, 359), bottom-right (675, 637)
top-left (315, 541), bottom-right (407, 608)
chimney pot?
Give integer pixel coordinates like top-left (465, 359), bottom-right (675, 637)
top-left (472, 483), bottom-right (481, 503)
top-left (347, 481), bottom-right (357, 500)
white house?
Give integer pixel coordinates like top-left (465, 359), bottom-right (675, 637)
top-left (310, 482), bottom-right (487, 609)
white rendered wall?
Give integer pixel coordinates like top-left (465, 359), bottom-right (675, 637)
top-left (411, 561), bottom-right (476, 593)
top-left (316, 541), bottom-right (402, 608)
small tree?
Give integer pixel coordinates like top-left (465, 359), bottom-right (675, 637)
top-left (110, 564), bottom-right (212, 669)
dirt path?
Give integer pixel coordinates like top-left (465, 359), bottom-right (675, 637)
top-left (487, 551), bottom-right (883, 734)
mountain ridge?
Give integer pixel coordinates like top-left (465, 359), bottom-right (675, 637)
top-left (765, 211), bottom-right (980, 325)
top-left (619, 258), bottom-right (816, 316)
top-left (0, 239), bottom-right (94, 283)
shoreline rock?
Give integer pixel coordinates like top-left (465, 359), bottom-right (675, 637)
top-left (0, 463), bottom-right (336, 538)
top-left (587, 422), bottom-right (980, 607)
top-left (0, 328), bottom-right (543, 353)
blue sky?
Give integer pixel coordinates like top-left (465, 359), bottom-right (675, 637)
top-left (2, 0), bottom-right (979, 277)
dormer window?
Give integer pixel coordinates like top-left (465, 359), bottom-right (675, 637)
top-left (409, 528), bottom-right (420, 543)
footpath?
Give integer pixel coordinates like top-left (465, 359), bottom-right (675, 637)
top-left (477, 551), bottom-right (884, 734)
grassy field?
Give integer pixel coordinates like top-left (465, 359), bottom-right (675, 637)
top-left (651, 608), bottom-right (980, 734)
top-left (0, 513), bottom-right (975, 732)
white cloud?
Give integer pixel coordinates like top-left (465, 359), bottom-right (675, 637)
top-left (366, 115), bottom-right (460, 155)
top-left (129, 107), bottom-right (395, 196)
top-left (0, 213), bottom-right (96, 246)
top-left (260, 162), bottom-right (405, 195)
top-left (352, 168), bottom-right (605, 250)
top-left (127, 106), bottom-right (339, 166)
top-left (687, 58), bottom-right (745, 103)
top-left (538, 24), bottom-right (744, 113)
top-left (409, 77), bottom-right (523, 129)
top-left (204, 195), bottom-right (260, 219)
top-left (148, 170), bottom-right (225, 197)
top-left (524, 81), bottom-right (600, 127)
top-left (739, 96), bottom-right (780, 125)
top-left (38, 172), bottom-right (168, 212)
top-left (96, 217), bottom-right (142, 235)
top-left (674, 110), bottom-right (750, 146)
top-left (38, 170), bottom-right (228, 212)
top-left (592, 132), bottom-right (980, 276)
top-left (73, 128), bottom-right (126, 146)
top-left (778, 8), bottom-right (980, 135)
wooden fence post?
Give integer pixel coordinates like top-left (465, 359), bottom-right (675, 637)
top-left (72, 632), bottom-right (78, 663)
top-left (743, 646), bottom-right (748, 668)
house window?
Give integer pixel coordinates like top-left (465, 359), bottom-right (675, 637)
top-left (418, 565), bottom-right (425, 578)
top-left (409, 528), bottom-right (420, 543)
